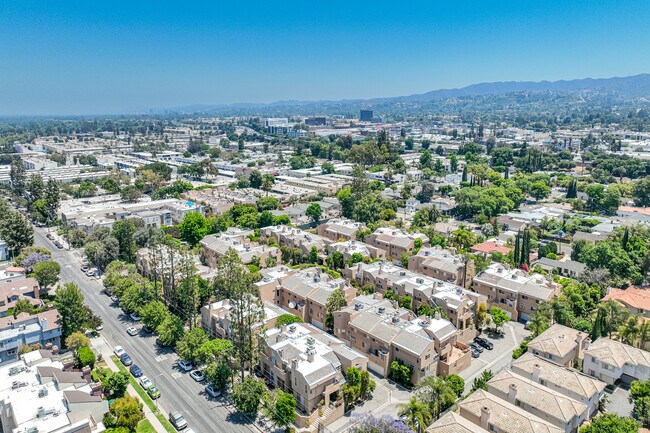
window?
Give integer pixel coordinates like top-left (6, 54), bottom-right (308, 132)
top-left (425, 354), bottom-right (430, 360)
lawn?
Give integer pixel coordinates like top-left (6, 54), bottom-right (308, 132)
top-left (110, 355), bottom-right (176, 433)
top-left (136, 420), bottom-right (156, 433)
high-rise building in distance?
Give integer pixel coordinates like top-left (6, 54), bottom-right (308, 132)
top-left (360, 109), bottom-right (373, 122)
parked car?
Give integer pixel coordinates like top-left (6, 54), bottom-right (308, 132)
top-left (189, 370), bottom-right (205, 382)
top-left (147, 386), bottom-right (161, 399)
top-left (143, 325), bottom-right (154, 334)
top-left (178, 360), bottom-right (193, 372)
top-left (130, 364), bottom-right (143, 377)
top-left (110, 295), bottom-right (119, 303)
top-left (474, 336), bottom-right (494, 350)
top-left (470, 342), bottom-right (484, 353)
top-left (140, 376), bottom-right (152, 389)
top-left (54, 241), bottom-right (63, 249)
top-left (126, 327), bottom-right (138, 336)
top-left (46, 233), bottom-right (54, 240)
top-left (113, 346), bottom-right (125, 358)
top-left (120, 353), bottom-right (133, 366)
top-left (205, 384), bottom-right (221, 398)
top-left (169, 411), bottom-right (188, 430)
top-left (85, 268), bottom-right (97, 277)
top-left (95, 325), bottom-right (103, 332)
top-left (80, 264), bottom-right (89, 272)
top-left (130, 313), bottom-right (141, 322)
top-left (471, 347), bottom-right (481, 358)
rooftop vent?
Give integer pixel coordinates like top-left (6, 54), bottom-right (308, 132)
top-left (378, 307), bottom-right (385, 314)
top-left (416, 278), bottom-right (424, 284)
top-left (391, 316), bottom-right (400, 324)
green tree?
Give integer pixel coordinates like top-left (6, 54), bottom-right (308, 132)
top-left (11, 298), bottom-right (34, 317)
top-left (416, 375), bottom-right (456, 421)
top-left (632, 177), bottom-right (650, 207)
top-left (325, 289), bottom-right (347, 332)
top-left (0, 210), bottom-right (34, 255)
top-left (141, 300), bottom-right (170, 331)
top-left (103, 371), bottom-right (130, 398)
top-left (204, 360), bottom-right (232, 392)
top-left (445, 374), bottom-right (465, 398)
top-left (103, 395), bottom-right (144, 432)
top-left (579, 413), bottom-right (639, 433)
top-left (306, 202), bottom-right (322, 223)
top-left (176, 327), bottom-right (210, 365)
top-left (65, 331), bottom-right (90, 351)
top-left (10, 160), bottom-right (27, 196)
top-left (156, 314), bottom-right (185, 347)
top-left (32, 260), bottom-right (61, 293)
top-left (322, 162), bottom-right (336, 174)
top-left (389, 360), bottom-right (412, 386)
top-left (275, 314), bottom-right (303, 326)
top-left (54, 283), bottom-right (86, 342)
top-left (76, 346), bottom-right (96, 369)
top-left (44, 179), bottom-right (61, 224)
top-left (471, 370), bottom-right (494, 392)
top-left (398, 397), bottom-right (431, 433)
top-left (271, 391), bottom-right (297, 429)
top-left (120, 185), bottom-right (143, 203)
top-left (232, 376), bottom-right (267, 416)
top-left (179, 212), bottom-right (209, 246)
top-left (490, 306), bottom-right (509, 330)
top-left (112, 220), bottom-right (137, 263)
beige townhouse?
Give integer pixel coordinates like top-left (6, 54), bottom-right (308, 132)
top-left (364, 227), bottom-right (429, 261)
top-left (408, 245), bottom-right (475, 288)
top-left (527, 324), bottom-right (589, 367)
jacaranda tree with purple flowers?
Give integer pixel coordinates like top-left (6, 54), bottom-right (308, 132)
top-left (349, 413), bottom-right (414, 433)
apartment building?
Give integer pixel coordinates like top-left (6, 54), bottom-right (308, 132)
top-left (0, 310), bottom-right (62, 363)
top-left (527, 324), bottom-right (589, 367)
top-left (512, 352), bottom-right (606, 418)
top-left (0, 266), bottom-right (27, 284)
top-left (200, 234), bottom-right (281, 268)
top-left (325, 240), bottom-right (385, 263)
top-left (408, 246), bottom-right (475, 288)
top-left (183, 188), bottom-right (259, 215)
top-left (333, 294), bottom-right (470, 382)
top-left (344, 261), bottom-right (483, 343)
top-left (472, 263), bottom-right (562, 322)
top-left (255, 266), bottom-right (356, 330)
top-left (602, 285), bottom-right (650, 318)
top-left (1, 349), bottom-right (108, 433)
top-left (487, 369), bottom-right (588, 433)
top-left (201, 299), bottom-right (287, 339)
top-left (458, 389), bottom-right (563, 433)
top-left (0, 278), bottom-right (41, 317)
top-left (534, 258), bottom-right (587, 279)
top-left (259, 322), bottom-right (367, 428)
top-left (61, 198), bottom-right (203, 233)
top-left (261, 225), bottom-right (331, 255)
top-left (583, 337), bottom-right (650, 386)
top-left (364, 228), bottom-right (429, 261)
top-left (316, 219), bottom-right (367, 242)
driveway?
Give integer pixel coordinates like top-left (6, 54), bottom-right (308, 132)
top-left (607, 386), bottom-right (633, 418)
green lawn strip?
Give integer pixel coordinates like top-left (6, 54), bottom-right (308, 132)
top-left (156, 413), bottom-right (178, 433)
top-left (136, 419), bottom-right (156, 433)
top-left (110, 355), bottom-right (158, 412)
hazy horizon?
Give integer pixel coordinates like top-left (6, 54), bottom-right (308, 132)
top-left (2, 0), bottom-right (650, 115)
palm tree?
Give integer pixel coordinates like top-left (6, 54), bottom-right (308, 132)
top-left (619, 315), bottom-right (641, 346)
top-left (528, 312), bottom-right (549, 338)
top-left (398, 397), bottom-right (431, 433)
top-left (638, 321), bottom-right (650, 350)
top-left (601, 301), bottom-right (628, 339)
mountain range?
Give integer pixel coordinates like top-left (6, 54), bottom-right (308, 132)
top-left (163, 74), bottom-right (650, 114)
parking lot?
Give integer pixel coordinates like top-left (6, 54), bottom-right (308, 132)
top-left (459, 322), bottom-right (530, 394)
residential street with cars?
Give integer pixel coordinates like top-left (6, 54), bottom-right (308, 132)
top-left (34, 227), bottom-right (257, 433)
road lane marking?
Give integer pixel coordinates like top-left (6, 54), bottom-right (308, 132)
top-left (172, 372), bottom-right (182, 379)
top-left (155, 355), bottom-right (167, 362)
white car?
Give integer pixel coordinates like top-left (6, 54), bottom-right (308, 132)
top-left (205, 384), bottom-right (221, 398)
top-left (189, 370), bottom-right (205, 382)
top-left (130, 313), bottom-right (141, 322)
top-left (178, 360), bottom-right (193, 372)
top-left (114, 346), bottom-right (125, 358)
top-left (126, 327), bottom-right (138, 336)
top-left (140, 376), bottom-right (153, 389)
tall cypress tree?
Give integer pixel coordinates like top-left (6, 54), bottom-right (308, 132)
top-left (514, 231), bottom-right (521, 267)
top-left (622, 226), bottom-right (629, 250)
top-left (461, 165), bottom-right (468, 183)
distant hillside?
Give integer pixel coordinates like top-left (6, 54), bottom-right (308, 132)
top-left (162, 74), bottom-right (650, 114)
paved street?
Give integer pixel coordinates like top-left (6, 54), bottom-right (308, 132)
top-left (34, 228), bottom-right (257, 433)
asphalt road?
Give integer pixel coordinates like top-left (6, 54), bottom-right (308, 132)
top-left (34, 227), bottom-right (256, 433)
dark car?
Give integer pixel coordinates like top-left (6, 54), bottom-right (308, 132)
top-left (470, 342), bottom-right (484, 353)
top-left (130, 364), bottom-right (143, 377)
top-left (143, 325), bottom-right (154, 334)
top-left (471, 347), bottom-right (480, 358)
top-left (474, 337), bottom-right (494, 350)
top-left (120, 353), bottom-right (133, 366)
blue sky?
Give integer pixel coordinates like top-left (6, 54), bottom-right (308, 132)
top-left (1, 0), bottom-right (649, 115)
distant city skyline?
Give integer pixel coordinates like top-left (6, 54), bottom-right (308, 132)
top-left (1, 0), bottom-right (650, 115)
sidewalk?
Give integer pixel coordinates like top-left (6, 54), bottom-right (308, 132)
top-left (93, 335), bottom-right (167, 432)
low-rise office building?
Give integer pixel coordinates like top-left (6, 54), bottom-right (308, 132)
top-left (472, 263), bottom-right (561, 322)
top-left (583, 337), bottom-right (650, 386)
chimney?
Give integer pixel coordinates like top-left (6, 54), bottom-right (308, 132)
top-left (62, 358), bottom-right (74, 370)
top-left (82, 366), bottom-right (91, 382)
top-left (434, 311), bottom-right (441, 320)
top-left (291, 359), bottom-right (299, 370)
top-left (90, 382), bottom-right (102, 396)
top-left (480, 406), bottom-right (491, 430)
top-left (308, 351), bottom-right (315, 363)
top-left (532, 364), bottom-right (541, 383)
top-left (507, 383), bottom-right (518, 405)
top-left (40, 318), bottom-right (47, 330)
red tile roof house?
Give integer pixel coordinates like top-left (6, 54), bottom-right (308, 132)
top-left (470, 241), bottom-right (512, 256)
top-left (603, 286), bottom-right (650, 318)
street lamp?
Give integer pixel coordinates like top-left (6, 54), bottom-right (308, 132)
top-left (153, 373), bottom-right (164, 410)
